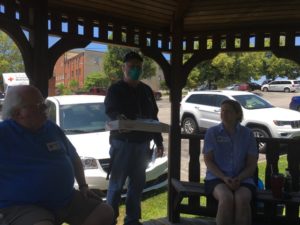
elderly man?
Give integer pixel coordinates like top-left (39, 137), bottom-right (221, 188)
top-left (104, 51), bottom-right (164, 225)
top-left (0, 85), bottom-right (114, 225)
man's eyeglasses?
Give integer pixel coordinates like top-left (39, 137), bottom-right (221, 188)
top-left (21, 101), bottom-right (48, 110)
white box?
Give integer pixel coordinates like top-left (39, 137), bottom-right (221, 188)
top-left (105, 119), bottom-right (170, 133)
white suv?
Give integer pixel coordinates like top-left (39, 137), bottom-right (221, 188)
top-left (261, 80), bottom-right (300, 92)
top-left (180, 90), bottom-right (300, 151)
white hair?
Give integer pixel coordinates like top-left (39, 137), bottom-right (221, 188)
top-left (2, 85), bottom-right (37, 120)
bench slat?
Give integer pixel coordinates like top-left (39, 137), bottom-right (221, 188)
top-left (172, 178), bottom-right (300, 224)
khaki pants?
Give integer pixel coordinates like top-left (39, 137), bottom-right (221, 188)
top-left (0, 190), bottom-right (102, 225)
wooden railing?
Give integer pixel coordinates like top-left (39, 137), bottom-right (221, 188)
top-left (180, 134), bottom-right (300, 192)
top-left (170, 134), bottom-right (300, 224)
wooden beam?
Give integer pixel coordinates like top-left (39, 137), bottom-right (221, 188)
top-left (183, 50), bottom-right (219, 76)
top-left (0, 14), bottom-right (33, 79)
top-left (173, 0), bottom-right (190, 23)
top-left (140, 47), bottom-right (170, 85)
top-left (168, 10), bottom-right (184, 223)
top-left (28, 0), bottom-right (49, 97)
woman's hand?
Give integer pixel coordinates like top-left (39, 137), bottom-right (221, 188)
top-left (223, 176), bottom-right (240, 191)
top-left (231, 177), bottom-right (241, 190)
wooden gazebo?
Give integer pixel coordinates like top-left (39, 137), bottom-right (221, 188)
top-left (1, 0), bottom-right (300, 223)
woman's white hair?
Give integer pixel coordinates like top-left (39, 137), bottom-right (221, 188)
top-left (2, 85), bottom-right (36, 120)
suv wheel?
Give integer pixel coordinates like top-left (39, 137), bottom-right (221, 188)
top-left (251, 127), bottom-right (270, 153)
top-left (284, 88), bottom-right (290, 93)
top-left (263, 87), bottom-right (268, 92)
top-left (154, 92), bottom-right (162, 100)
top-left (182, 116), bottom-right (199, 134)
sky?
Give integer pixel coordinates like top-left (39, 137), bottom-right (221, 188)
top-left (48, 35), bottom-right (108, 52)
top-left (48, 35), bottom-right (171, 60)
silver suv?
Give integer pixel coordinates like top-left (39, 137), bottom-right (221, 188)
top-left (180, 90), bottom-right (300, 152)
top-left (261, 80), bottom-right (300, 92)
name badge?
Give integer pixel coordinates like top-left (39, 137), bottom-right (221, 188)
top-left (47, 141), bottom-right (61, 152)
top-left (216, 135), bottom-right (230, 143)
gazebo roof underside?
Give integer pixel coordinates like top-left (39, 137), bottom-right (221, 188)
top-left (48, 0), bottom-right (300, 34)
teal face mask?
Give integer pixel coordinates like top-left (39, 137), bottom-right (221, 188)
top-left (128, 67), bottom-right (142, 80)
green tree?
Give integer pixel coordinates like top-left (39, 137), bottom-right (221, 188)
top-left (56, 83), bottom-right (64, 95)
top-left (84, 72), bottom-right (110, 90)
top-left (103, 46), bottom-right (156, 82)
top-left (186, 51), bottom-right (300, 89)
top-left (0, 31), bottom-right (24, 73)
top-left (0, 31), bottom-right (24, 88)
top-left (216, 52), bottom-right (262, 83)
top-left (56, 83), bottom-right (72, 95)
top-left (69, 79), bottom-right (79, 92)
top-left (260, 52), bottom-right (300, 79)
top-left (160, 80), bottom-right (168, 91)
top-left (183, 53), bottom-right (204, 89)
top-left (186, 68), bottom-right (201, 89)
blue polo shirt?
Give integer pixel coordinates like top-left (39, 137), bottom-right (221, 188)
top-left (203, 123), bottom-right (258, 185)
top-left (0, 119), bottom-right (78, 210)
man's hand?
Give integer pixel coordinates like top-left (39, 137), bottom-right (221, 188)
top-left (156, 146), bottom-right (164, 158)
top-left (79, 185), bottom-right (104, 201)
top-left (116, 114), bottom-right (131, 133)
top-left (116, 114), bottom-right (127, 120)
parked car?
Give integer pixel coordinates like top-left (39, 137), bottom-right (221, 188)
top-left (261, 80), bottom-right (300, 92)
top-left (289, 96), bottom-right (300, 111)
top-left (0, 92), bottom-right (4, 108)
top-left (89, 87), bottom-right (107, 95)
top-left (225, 83), bottom-right (239, 90)
top-left (237, 83), bottom-right (249, 91)
top-left (153, 90), bottom-right (162, 100)
top-left (225, 83), bottom-right (249, 91)
top-left (194, 83), bottom-right (218, 91)
top-left (180, 90), bottom-right (300, 152)
top-left (261, 79), bottom-right (273, 86)
top-left (46, 95), bottom-right (168, 195)
top-left (247, 82), bottom-right (261, 91)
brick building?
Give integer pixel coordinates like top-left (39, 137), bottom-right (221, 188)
top-left (50, 50), bottom-right (105, 95)
top-left (50, 49), bottom-right (162, 96)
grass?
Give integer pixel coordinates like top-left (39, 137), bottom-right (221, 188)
top-left (116, 187), bottom-right (168, 225)
top-left (116, 155), bottom-right (288, 224)
top-left (257, 154), bottom-right (287, 180)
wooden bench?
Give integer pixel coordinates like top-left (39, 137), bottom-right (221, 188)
top-left (171, 178), bottom-right (300, 224)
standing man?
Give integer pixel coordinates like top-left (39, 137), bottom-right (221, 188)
top-left (104, 51), bottom-right (164, 225)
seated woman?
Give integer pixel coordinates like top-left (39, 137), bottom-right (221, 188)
top-left (203, 99), bottom-right (258, 225)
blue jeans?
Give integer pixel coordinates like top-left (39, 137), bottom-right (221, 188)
top-left (106, 139), bottom-right (149, 224)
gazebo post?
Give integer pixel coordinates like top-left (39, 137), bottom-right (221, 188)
top-left (167, 14), bottom-right (186, 223)
top-left (27, 0), bottom-right (49, 97)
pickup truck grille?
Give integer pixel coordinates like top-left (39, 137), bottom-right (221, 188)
top-left (291, 120), bottom-right (300, 128)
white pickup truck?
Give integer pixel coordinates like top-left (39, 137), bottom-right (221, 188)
top-left (0, 73), bottom-right (29, 109)
top-left (2, 73), bottom-right (29, 94)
